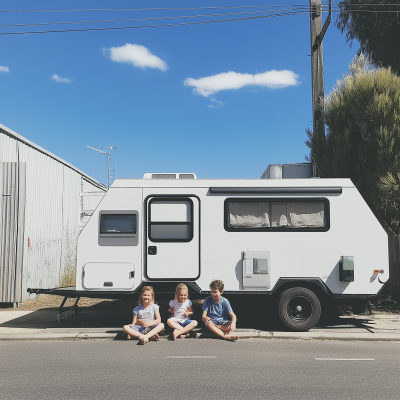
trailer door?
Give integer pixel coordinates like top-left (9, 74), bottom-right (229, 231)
top-left (145, 196), bottom-right (199, 280)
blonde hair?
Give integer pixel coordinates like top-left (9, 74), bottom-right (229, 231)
top-left (138, 286), bottom-right (155, 306)
top-left (174, 283), bottom-right (189, 302)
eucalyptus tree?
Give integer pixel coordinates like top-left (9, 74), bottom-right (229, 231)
top-left (337, 0), bottom-right (400, 75)
top-left (306, 55), bottom-right (400, 233)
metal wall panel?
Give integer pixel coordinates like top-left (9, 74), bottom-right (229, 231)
top-left (0, 163), bottom-right (26, 303)
top-left (1, 127), bottom-right (105, 302)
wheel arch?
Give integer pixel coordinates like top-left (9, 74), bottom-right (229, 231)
top-left (270, 278), bottom-right (331, 301)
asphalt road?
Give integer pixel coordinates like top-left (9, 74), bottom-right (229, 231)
top-left (1, 339), bottom-right (399, 400)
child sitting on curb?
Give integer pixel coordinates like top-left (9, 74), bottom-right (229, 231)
top-left (167, 283), bottom-right (198, 340)
top-left (123, 286), bottom-right (164, 345)
top-left (202, 279), bottom-right (238, 341)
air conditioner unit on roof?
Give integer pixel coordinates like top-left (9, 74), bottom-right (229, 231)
top-left (143, 173), bottom-right (197, 180)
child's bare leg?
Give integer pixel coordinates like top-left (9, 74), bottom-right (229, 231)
top-left (167, 318), bottom-right (183, 330)
top-left (206, 321), bottom-right (238, 341)
top-left (141, 323), bottom-right (165, 344)
top-left (175, 321), bottom-right (198, 338)
top-left (167, 318), bottom-right (184, 340)
top-left (123, 325), bottom-right (146, 341)
top-left (220, 324), bottom-right (232, 335)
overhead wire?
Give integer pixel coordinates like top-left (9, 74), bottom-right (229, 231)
top-left (0, 4), bottom-right (331, 13)
top-left (0, 7), bottom-right (313, 28)
top-left (0, 11), bottom-right (313, 36)
top-left (0, 3), bottom-right (398, 36)
top-left (0, 2), bottom-right (398, 13)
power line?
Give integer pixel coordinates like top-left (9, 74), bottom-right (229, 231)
top-left (1, 2), bottom-right (398, 13)
top-left (0, 4), bottom-right (327, 13)
top-left (0, 7), bottom-right (313, 28)
top-left (0, 12), bottom-right (311, 36)
top-left (0, 4), bottom-right (397, 36)
top-left (2, 6), bottom-right (397, 29)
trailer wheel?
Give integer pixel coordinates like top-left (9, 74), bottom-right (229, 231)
top-left (279, 287), bottom-right (321, 331)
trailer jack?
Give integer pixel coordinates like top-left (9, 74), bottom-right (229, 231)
top-left (56, 296), bottom-right (81, 322)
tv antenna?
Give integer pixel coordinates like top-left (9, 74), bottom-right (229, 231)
top-left (87, 144), bottom-right (117, 188)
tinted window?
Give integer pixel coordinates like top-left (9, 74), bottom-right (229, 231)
top-left (100, 214), bottom-right (136, 234)
top-left (149, 198), bottom-right (193, 242)
top-left (225, 199), bottom-right (328, 231)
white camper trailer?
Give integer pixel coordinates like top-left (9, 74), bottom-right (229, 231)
top-left (29, 172), bottom-right (389, 331)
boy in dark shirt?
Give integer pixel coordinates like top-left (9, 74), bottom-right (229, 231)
top-left (202, 279), bottom-right (238, 341)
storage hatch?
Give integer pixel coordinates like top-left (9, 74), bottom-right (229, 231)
top-left (82, 262), bottom-right (135, 290)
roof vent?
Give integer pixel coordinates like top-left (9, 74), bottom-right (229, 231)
top-left (179, 174), bottom-right (195, 179)
top-left (143, 173), bottom-right (197, 180)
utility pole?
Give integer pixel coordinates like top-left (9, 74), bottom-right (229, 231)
top-left (309, 0), bottom-right (331, 141)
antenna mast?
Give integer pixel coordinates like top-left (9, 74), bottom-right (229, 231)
top-left (87, 144), bottom-right (117, 188)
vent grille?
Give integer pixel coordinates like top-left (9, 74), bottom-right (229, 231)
top-left (179, 174), bottom-right (195, 179)
top-left (143, 172), bottom-right (197, 179)
top-left (152, 174), bottom-right (176, 179)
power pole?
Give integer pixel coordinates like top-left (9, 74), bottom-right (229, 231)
top-left (309, 0), bottom-right (331, 141)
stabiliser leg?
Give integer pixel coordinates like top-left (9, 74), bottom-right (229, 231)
top-left (74, 297), bottom-right (81, 314)
top-left (56, 296), bottom-right (68, 322)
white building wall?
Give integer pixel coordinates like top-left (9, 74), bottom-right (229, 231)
top-left (0, 124), bottom-right (106, 302)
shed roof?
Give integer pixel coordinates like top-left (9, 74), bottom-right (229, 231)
top-left (0, 122), bottom-right (106, 190)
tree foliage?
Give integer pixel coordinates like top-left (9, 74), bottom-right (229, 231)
top-left (337, 0), bottom-right (400, 75)
top-left (306, 55), bottom-right (400, 233)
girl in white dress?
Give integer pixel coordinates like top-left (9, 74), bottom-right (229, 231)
top-left (167, 283), bottom-right (198, 340)
top-left (123, 286), bottom-right (165, 344)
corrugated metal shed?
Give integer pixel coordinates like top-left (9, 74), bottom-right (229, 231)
top-left (0, 123), bottom-right (106, 304)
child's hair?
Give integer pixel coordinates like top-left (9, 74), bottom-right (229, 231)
top-left (138, 286), bottom-right (155, 305)
top-left (209, 279), bottom-right (224, 292)
top-left (174, 283), bottom-right (189, 302)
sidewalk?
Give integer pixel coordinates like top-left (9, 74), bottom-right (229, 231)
top-left (1, 309), bottom-right (400, 341)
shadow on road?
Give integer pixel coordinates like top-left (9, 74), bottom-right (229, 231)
top-left (0, 296), bottom-right (373, 335)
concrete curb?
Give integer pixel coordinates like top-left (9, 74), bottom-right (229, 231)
top-left (1, 331), bottom-right (400, 342)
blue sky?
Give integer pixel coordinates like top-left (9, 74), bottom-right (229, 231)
top-left (0, 1), bottom-right (357, 185)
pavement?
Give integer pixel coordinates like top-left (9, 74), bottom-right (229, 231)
top-left (1, 308), bottom-right (400, 341)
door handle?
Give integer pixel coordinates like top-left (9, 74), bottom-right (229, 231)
top-left (148, 246), bottom-right (157, 255)
top-left (129, 271), bottom-right (135, 279)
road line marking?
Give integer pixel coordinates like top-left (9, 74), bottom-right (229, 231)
top-left (315, 358), bottom-right (375, 361)
top-left (165, 356), bottom-right (217, 359)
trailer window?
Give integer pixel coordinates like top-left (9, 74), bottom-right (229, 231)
top-left (287, 202), bottom-right (325, 228)
top-left (100, 214), bottom-right (137, 234)
top-left (225, 199), bottom-right (328, 231)
top-left (228, 202), bottom-right (270, 228)
top-left (271, 202), bottom-right (288, 227)
top-left (98, 210), bottom-right (139, 246)
top-left (149, 199), bottom-right (193, 242)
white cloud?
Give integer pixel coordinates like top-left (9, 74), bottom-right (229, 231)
top-left (184, 70), bottom-right (299, 97)
top-left (106, 43), bottom-right (167, 71)
top-left (51, 74), bottom-right (71, 83)
top-left (208, 99), bottom-right (224, 108)
top-left (0, 66), bottom-right (9, 73)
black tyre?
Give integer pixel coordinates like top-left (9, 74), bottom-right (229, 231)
top-left (279, 287), bottom-right (321, 331)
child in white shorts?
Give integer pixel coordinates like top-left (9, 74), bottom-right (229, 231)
top-left (167, 283), bottom-right (198, 340)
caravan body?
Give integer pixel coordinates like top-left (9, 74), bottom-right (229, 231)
top-left (75, 176), bottom-right (388, 330)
